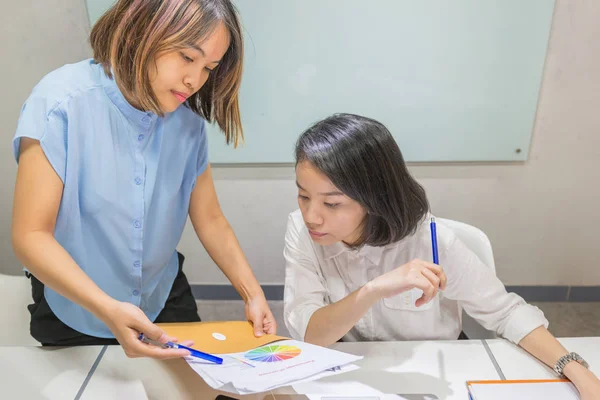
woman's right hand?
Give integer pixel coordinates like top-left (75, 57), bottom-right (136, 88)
top-left (100, 300), bottom-right (191, 359)
top-left (368, 259), bottom-right (447, 307)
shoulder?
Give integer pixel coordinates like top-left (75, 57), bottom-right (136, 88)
top-left (26, 59), bottom-right (105, 116)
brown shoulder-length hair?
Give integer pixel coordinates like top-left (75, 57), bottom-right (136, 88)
top-left (295, 113), bottom-right (430, 248)
top-left (90, 0), bottom-right (244, 147)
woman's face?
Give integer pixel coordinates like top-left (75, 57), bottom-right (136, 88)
top-left (295, 160), bottom-right (367, 246)
top-left (149, 21), bottom-right (230, 113)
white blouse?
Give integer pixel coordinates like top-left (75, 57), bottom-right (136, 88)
top-left (283, 209), bottom-right (548, 344)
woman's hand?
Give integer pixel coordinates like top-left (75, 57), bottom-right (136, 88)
top-left (245, 294), bottom-right (278, 337)
top-left (100, 300), bottom-right (191, 359)
top-left (368, 259), bottom-right (447, 307)
top-left (578, 380), bottom-right (600, 400)
top-left (565, 362), bottom-right (600, 400)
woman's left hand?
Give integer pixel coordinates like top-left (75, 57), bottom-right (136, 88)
top-left (574, 375), bottom-right (600, 400)
top-left (245, 294), bottom-right (277, 337)
top-left (566, 362), bottom-right (600, 400)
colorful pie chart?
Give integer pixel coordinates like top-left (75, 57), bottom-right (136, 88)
top-left (245, 345), bottom-right (302, 362)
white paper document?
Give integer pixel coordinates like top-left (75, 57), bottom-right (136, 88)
top-left (184, 339), bottom-right (363, 394)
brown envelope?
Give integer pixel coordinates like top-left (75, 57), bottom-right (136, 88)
top-left (157, 320), bottom-right (290, 354)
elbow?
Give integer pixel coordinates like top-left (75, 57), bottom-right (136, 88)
top-left (303, 331), bottom-right (327, 347)
top-left (191, 209), bottom-right (228, 237)
top-left (11, 226), bottom-right (28, 263)
top-left (11, 227), bottom-right (51, 266)
top-left (304, 331), bottom-right (336, 348)
top-left (303, 318), bottom-right (337, 348)
top-left (285, 309), bottom-right (328, 346)
top-left (302, 328), bottom-right (317, 345)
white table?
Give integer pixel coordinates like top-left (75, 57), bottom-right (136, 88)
top-left (275, 340), bottom-right (502, 399)
top-left (485, 337), bottom-right (600, 380)
top-left (5, 338), bottom-right (599, 399)
top-left (80, 345), bottom-right (243, 400)
top-left (81, 339), bottom-right (501, 400)
top-left (0, 345), bottom-right (103, 400)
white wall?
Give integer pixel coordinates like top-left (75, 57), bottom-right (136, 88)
top-left (2, 0), bottom-right (599, 287)
top-left (0, 0), bottom-right (92, 275)
top-left (180, 0), bottom-right (600, 287)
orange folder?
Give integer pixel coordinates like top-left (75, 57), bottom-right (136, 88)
top-left (157, 321), bottom-right (290, 354)
top-left (466, 379), bottom-right (578, 400)
top-left (467, 379), bottom-right (571, 385)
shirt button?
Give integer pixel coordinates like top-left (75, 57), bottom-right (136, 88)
top-left (134, 177), bottom-right (142, 185)
top-left (132, 289), bottom-right (140, 296)
top-left (142, 115), bottom-right (150, 123)
top-left (133, 261), bottom-right (141, 268)
top-left (133, 220), bottom-right (141, 229)
top-left (137, 134), bottom-right (144, 141)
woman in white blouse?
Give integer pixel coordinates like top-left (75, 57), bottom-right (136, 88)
top-left (283, 113), bottom-right (600, 398)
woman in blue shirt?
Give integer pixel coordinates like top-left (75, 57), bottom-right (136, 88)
top-left (11, 0), bottom-right (276, 359)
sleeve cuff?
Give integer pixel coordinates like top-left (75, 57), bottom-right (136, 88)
top-left (500, 303), bottom-right (549, 344)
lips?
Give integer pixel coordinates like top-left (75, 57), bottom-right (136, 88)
top-left (309, 230), bottom-right (328, 238)
top-left (172, 90), bottom-right (189, 103)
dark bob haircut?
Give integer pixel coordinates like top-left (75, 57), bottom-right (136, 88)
top-left (295, 113), bottom-right (429, 248)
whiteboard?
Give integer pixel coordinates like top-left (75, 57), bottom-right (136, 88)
top-left (86, 0), bottom-right (555, 163)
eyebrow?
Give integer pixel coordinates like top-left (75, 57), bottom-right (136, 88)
top-left (296, 181), bottom-right (344, 196)
top-left (188, 44), bottom-right (221, 64)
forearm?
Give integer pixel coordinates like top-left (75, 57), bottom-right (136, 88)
top-left (519, 326), bottom-right (596, 386)
top-left (304, 282), bottom-right (380, 347)
top-left (196, 214), bottom-right (263, 301)
top-left (12, 231), bottom-right (115, 318)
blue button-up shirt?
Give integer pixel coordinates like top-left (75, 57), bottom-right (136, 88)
top-left (13, 59), bottom-right (209, 337)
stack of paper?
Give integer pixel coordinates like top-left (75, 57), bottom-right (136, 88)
top-left (467, 379), bottom-right (581, 400)
top-left (159, 321), bottom-right (363, 395)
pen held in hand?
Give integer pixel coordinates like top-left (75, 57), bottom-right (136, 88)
top-left (430, 217), bottom-right (439, 265)
top-left (138, 333), bottom-right (223, 364)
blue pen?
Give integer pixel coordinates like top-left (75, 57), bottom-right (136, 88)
top-left (430, 217), bottom-right (439, 265)
top-left (138, 333), bottom-right (223, 364)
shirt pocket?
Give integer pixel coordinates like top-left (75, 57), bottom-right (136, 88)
top-left (383, 288), bottom-right (435, 311)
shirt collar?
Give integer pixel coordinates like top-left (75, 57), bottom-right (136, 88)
top-left (322, 240), bottom-right (386, 266)
top-left (100, 67), bottom-right (157, 130)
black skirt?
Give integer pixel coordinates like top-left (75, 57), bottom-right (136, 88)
top-left (27, 251), bottom-right (200, 346)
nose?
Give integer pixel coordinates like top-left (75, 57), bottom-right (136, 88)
top-left (183, 68), bottom-right (209, 94)
top-left (304, 202), bottom-right (324, 228)
top-left (183, 79), bottom-right (193, 93)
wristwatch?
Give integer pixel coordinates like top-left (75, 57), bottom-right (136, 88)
top-left (554, 352), bottom-right (589, 377)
